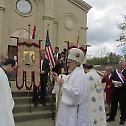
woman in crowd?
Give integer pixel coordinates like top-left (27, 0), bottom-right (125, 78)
top-left (102, 66), bottom-right (113, 115)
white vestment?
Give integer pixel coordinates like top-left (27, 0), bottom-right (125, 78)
top-left (55, 65), bottom-right (89, 126)
top-left (0, 68), bottom-right (15, 126)
top-left (86, 69), bottom-right (107, 126)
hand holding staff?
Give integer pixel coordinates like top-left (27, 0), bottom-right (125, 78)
top-left (50, 71), bottom-right (64, 87)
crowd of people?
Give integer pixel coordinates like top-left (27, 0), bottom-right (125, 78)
top-left (50, 46), bottom-right (126, 126)
top-left (102, 59), bottom-right (126, 125)
top-left (1, 45), bottom-right (126, 126)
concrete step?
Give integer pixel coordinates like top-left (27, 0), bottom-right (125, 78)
top-left (13, 96), bottom-right (51, 105)
top-left (13, 104), bottom-right (50, 113)
top-left (13, 92), bottom-right (52, 103)
top-left (13, 96), bottom-right (32, 105)
top-left (12, 91), bottom-right (54, 122)
top-left (12, 91), bottom-right (32, 97)
top-left (14, 110), bottom-right (52, 122)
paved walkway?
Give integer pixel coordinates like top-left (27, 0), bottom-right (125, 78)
top-left (12, 81), bottom-right (124, 126)
top-left (16, 118), bottom-right (54, 126)
top-left (15, 117), bottom-right (124, 126)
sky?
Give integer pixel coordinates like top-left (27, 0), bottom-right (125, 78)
top-left (83, 0), bottom-right (126, 58)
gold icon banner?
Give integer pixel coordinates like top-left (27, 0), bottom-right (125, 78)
top-left (17, 39), bottom-right (40, 90)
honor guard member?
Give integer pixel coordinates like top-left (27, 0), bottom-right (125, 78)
top-left (107, 58), bottom-right (126, 125)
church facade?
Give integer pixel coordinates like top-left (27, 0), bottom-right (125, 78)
top-left (0, 0), bottom-right (91, 57)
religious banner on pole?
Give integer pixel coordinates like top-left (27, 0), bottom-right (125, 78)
top-left (17, 38), bottom-right (40, 90)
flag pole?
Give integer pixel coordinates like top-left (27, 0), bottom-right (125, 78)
top-left (28, 24), bottom-right (32, 114)
top-left (77, 30), bottom-right (81, 44)
top-left (43, 24), bottom-right (50, 49)
top-left (32, 25), bottom-right (36, 39)
top-left (44, 27), bottom-right (56, 120)
top-left (46, 24), bottom-right (50, 31)
top-left (64, 40), bottom-right (69, 70)
top-left (28, 24), bottom-right (31, 40)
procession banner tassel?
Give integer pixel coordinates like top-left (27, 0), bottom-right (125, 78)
top-left (29, 71), bottom-right (35, 113)
top-left (29, 89), bottom-right (32, 114)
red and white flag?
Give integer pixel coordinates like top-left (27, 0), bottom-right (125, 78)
top-left (45, 30), bottom-right (56, 68)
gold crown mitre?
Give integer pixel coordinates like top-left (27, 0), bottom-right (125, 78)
top-left (68, 47), bottom-right (85, 64)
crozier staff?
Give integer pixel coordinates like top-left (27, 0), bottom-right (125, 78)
top-left (52, 68), bottom-right (66, 126)
top-left (51, 47), bottom-right (89, 126)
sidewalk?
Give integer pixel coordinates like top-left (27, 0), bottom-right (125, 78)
top-left (15, 118), bottom-right (121, 126)
top-left (16, 118), bottom-right (54, 126)
top-left (12, 81), bottom-right (123, 126)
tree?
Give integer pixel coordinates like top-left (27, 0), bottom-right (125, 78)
top-left (87, 52), bottom-right (120, 65)
top-left (116, 15), bottom-right (126, 58)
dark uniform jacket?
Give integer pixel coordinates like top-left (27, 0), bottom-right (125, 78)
top-left (110, 68), bottom-right (126, 87)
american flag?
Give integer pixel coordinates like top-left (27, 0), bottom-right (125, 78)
top-left (45, 30), bottom-right (56, 68)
